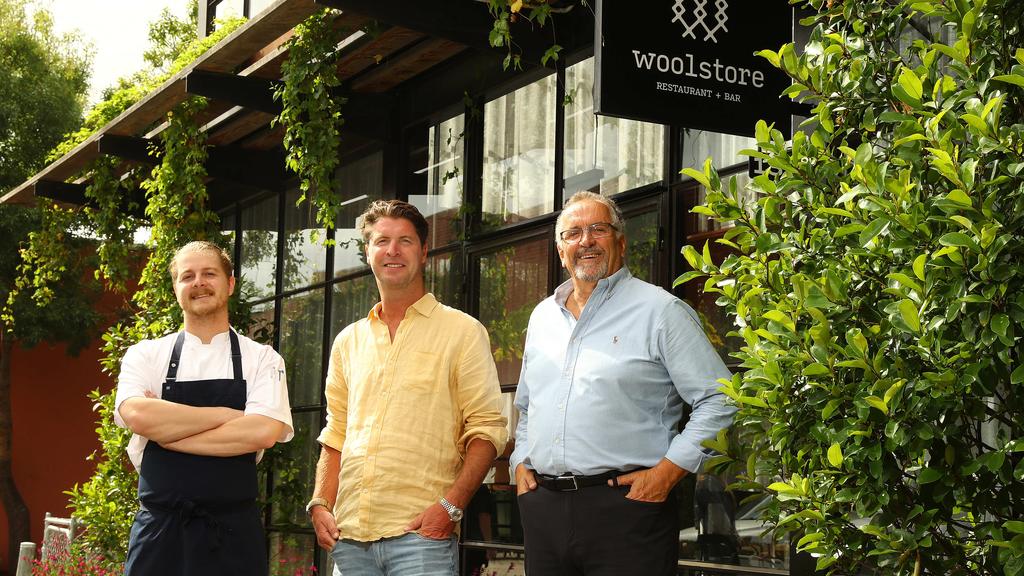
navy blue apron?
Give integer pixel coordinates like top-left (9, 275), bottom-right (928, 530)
top-left (124, 330), bottom-right (267, 576)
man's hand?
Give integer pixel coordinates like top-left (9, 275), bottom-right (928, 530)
top-left (612, 458), bottom-right (688, 503)
top-left (405, 503), bottom-right (454, 540)
top-left (515, 463), bottom-right (537, 496)
top-left (311, 506), bottom-right (340, 551)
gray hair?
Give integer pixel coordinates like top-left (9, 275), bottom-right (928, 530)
top-left (555, 191), bottom-right (625, 241)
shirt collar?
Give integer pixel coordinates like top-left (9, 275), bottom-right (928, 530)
top-left (554, 266), bottom-right (633, 308)
top-left (368, 292), bottom-right (439, 321)
top-left (182, 329), bottom-right (232, 345)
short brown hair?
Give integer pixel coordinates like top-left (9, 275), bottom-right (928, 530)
top-left (358, 200), bottom-right (429, 246)
top-left (169, 241), bottom-right (233, 281)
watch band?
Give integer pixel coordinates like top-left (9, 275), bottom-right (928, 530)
top-left (305, 497), bottom-right (330, 516)
top-left (439, 497), bottom-right (463, 522)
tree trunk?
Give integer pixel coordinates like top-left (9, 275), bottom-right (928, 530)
top-left (0, 335), bottom-right (30, 576)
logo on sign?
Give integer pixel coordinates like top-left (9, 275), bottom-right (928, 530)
top-left (671, 0), bottom-right (729, 43)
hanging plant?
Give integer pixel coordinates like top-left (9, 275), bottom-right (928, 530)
top-left (83, 157), bottom-right (143, 293)
top-left (275, 8), bottom-right (347, 240)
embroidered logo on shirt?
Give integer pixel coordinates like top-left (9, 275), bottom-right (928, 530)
top-left (612, 336), bottom-right (619, 344)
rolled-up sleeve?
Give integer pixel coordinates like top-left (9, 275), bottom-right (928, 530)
top-left (454, 322), bottom-right (508, 457)
top-left (317, 332), bottom-right (349, 451)
top-left (659, 300), bottom-right (737, 473)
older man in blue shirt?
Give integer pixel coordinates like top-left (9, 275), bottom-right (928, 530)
top-left (510, 191), bottom-right (736, 576)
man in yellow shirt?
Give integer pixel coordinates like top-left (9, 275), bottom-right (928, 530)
top-left (307, 200), bottom-right (508, 576)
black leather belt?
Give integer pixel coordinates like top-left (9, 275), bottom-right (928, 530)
top-left (536, 470), bottom-right (624, 491)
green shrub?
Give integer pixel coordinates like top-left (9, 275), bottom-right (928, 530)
top-left (682, 0), bottom-right (1024, 574)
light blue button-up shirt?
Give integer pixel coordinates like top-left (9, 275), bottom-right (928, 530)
top-left (510, 267), bottom-right (736, 477)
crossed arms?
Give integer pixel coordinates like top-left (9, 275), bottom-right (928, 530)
top-left (119, 397), bottom-right (284, 457)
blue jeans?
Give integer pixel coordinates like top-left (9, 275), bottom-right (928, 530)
top-left (331, 533), bottom-right (458, 576)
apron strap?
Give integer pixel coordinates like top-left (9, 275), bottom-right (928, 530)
top-left (229, 330), bottom-right (243, 382)
top-left (165, 331), bottom-right (186, 382)
top-left (165, 331), bottom-right (244, 383)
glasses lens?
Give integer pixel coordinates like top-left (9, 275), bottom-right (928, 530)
top-left (590, 224), bottom-right (611, 238)
top-left (561, 229), bottom-right (582, 242)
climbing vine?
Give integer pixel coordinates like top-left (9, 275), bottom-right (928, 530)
top-left (275, 8), bottom-right (348, 238)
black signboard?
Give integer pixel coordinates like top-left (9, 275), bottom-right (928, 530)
top-left (595, 0), bottom-right (792, 138)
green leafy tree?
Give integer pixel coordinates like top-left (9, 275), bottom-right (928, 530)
top-left (681, 1), bottom-right (1024, 574)
top-left (0, 0), bottom-right (90, 194)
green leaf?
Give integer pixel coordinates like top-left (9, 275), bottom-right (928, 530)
top-left (827, 442), bottom-right (844, 467)
top-left (946, 189), bottom-right (972, 206)
top-left (918, 467), bottom-right (942, 484)
top-left (898, 299), bottom-right (921, 332)
top-left (938, 232), bottom-right (980, 253)
top-left (991, 313), bottom-right (1010, 337)
top-left (859, 217), bottom-right (889, 247)
top-left (1011, 364), bottom-right (1024, 385)
top-left (763, 310), bottom-right (796, 332)
top-left (865, 395), bottom-right (889, 414)
top-left (1005, 521), bottom-right (1024, 534)
top-left (898, 67), bottom-right (924, 102)
top-left (803, 363), bottom-right (831, 377)
top-left (681, 167), bottom-right (711, 189)
top-left (992, 74), bottom-right (1024, 88)
top-left (672, 270), bottom-right (706, 288)
top-left (913, 254), bottom-right (927, 281)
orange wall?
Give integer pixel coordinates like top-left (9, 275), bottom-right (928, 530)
top-left (0, 336), bottom-right (114, 568)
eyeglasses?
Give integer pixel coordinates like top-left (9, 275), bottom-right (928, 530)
top-left (558, 222), bottom-right (618, 244)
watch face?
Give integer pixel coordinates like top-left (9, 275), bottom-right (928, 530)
top-left (450, 509), bottom-right (463, 522)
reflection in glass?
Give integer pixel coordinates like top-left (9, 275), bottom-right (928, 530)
top-left (676, 474), bottom-right (790, 569)
top-left (282, 189), bottom-right (327, 291)
top-left (240, 194), bottom-right (278, 301)
top-left (244, 300), bottom-right (275, 345)
top-left (483, 75), bottom-right (556, 229)
top-left (681, 129), bottom-right (755, 175)
top-left (564, 57), bottom-right (665, 196)
top-left (478, 238), bottom-right (549, 384)
top-left (270, 410), bottom-right (323, 528)
top-left (623, 209), bottom-right (659, 284)
top-left (425, 251), bottom-right (462, 309)
top-left (267, 531), bottom-right (317, 576)
top-left (219, 210), bottom-right (236, 259)
top-left (278, 289), bottom-right (324, 407)
top-left (409, 115), bottom-right (465, 248)
top-left (331, 273), bottom-right (379, 335)
top-left (334, 151), bottom-right (384, 278)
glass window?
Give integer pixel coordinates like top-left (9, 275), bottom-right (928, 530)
top-left (278, 289), bottom-right (324, 408)
top-left (623, 208), bottom-right (659, 284)
top-left (334, 152), bottom-right (384, 278)
top-left (249, 0), bottom-right (276, 17)
top-left (681, 129), bottom-right (756, 173)
top-left (564, 57), bottom-right (665, 196)
top-left (482, 75), bottom-right (557, 229)
top-left (267, 532), bottom-right (317, 576)
top-left (269, 410), bottom-right (323, 528)
top-left (283, 189), bottom-right (328, 292)
top-left (425, 250), bottom-right (463, 308)
top-left (213, 0), bottom-right (244, 20)
top-left (409, 115), bottom-right (465, 249)
top-left (220, 210), bottom-right (236, 257)
top-left (477, 237), bottom-right (550, 385)
top-left (331, 273), bottom-right (379, 335)
top-left (239, 194), bottom-right (278, 302)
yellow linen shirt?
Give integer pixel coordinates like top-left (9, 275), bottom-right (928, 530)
top-left (318, 293), bottom-right (508, 542)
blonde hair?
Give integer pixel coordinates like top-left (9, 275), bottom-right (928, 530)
top-left (169, 241), bottom-right (233, 281)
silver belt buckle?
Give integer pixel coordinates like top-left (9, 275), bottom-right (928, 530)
top-left (556, 474), bottom-right (579, 491)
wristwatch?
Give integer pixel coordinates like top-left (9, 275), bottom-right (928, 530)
top-left (439, 497), bottom-right (463, 522)
top-left (305, 497), bottom-right (330, 516)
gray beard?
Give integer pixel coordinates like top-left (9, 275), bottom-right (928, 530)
top-left (573, 258), bottom-right (608, 283)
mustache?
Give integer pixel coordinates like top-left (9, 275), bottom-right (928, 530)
top-left (576, 247), bottom-right (604, 258)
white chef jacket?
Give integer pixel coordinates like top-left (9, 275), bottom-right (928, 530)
top-left (114, 329), bottom-right (294, 469)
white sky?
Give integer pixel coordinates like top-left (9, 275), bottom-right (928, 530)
top-left (39, 0), bottom-right (190, 106)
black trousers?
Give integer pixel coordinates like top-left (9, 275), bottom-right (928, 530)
top-left (517, 483), bottom-right (679, 576)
